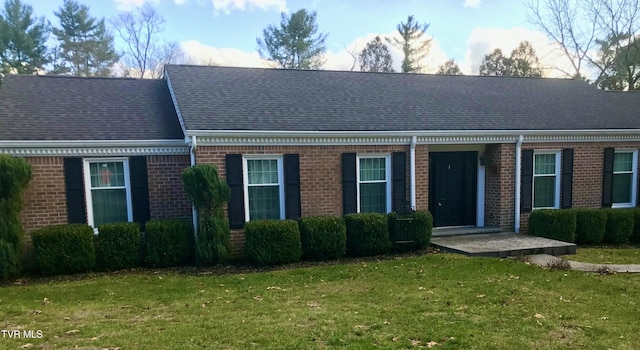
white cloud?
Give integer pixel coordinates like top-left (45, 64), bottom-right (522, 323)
top-left (211, 0), bottom-right (286, 14)
top-left (114, 0), bottom-right (159, 11)
top-left (180, 40), bottom-right (272, 67)
top-left (323, 31), bottom-right (449, 73)
top-left (174, 0), bottom-right (188, 4)
top-left (463, 26), bottom-right (577, 77)
top-left (463, 0), bottom-right (481, 8)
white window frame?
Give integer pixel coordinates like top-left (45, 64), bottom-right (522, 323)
top-left (356, 154), bottom-right (392, 213)
top-left (242, 155), bottom-right (285, 221)
top-left (83, 158), bottom-right (133, 230)
top-left (532, 151), bottom-right (561, 210)
top-left (612, 149), bottom-right (638, 208)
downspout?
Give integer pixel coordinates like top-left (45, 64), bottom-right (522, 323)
top-left (410, 136), bottom-right (417, 210)
top-left (514, 135), bottom-right (524, 233)
top-left (189, 135), bottom-right (198, 234)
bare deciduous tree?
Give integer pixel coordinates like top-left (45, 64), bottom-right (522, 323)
top-left (111, 3), bottom-right (182, 78)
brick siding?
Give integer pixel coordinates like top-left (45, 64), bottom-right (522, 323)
top-left (147, 155), bottom-right (192, 220)
top-left (197, 144), bottom-right (430, 257)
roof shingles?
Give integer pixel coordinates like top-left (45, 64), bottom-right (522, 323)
top-left (0, 74), bottom-right (183, 141)
top-left (165, 64), bottom-right (640, 132)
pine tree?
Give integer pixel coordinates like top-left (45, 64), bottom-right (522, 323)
top-left (51, 0), bottom-right (119, 76)
top-left (256, 9), bottom-right (328, 69)
top-left (0, 0), bottom-right (49, 74)
top-left (436, 59), bottom-right (463, 75)
top-left (359, 36), bottom-right (394, 72)
top-left (386, 15), bottom-right (431, 73)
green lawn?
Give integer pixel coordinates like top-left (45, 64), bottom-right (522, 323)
top-left (1, 253), bottom-right (639, 349)
top-left (568, 246), bottom-right (640, 265)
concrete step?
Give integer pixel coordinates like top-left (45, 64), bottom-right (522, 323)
top-left (431, 232), bottom-right (577, 258)
top-left (432, 226), bottom-right (502, 237)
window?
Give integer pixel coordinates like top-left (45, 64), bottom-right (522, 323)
top-left (357, 155), bottom-right (391, 213)
top-left (533, 152), bottom-right (560, 209)
top-left (243, 156), bottom-right (285, 220)
top-left (83, 159), bottom-right (132, 228)
top-left (612, 150), bottom-right (638, 207)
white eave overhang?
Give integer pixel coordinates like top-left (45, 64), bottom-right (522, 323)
top-left (0, 139), bottom-right (189, 157)
top-left (187, 129), bottom-right (640, 146)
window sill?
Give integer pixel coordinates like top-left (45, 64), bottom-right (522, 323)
top-left (611, 203), bottom-right (635, 209)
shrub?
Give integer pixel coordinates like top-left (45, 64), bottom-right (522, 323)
top-left (95, 222), bottom-right (140, 271)
top-left (630, 209), bottom-right (640, 244)
top-left (182, 164), bottom-right (231, 266)
top-left (0, 155), bottom-right (32, 280)
top-left (195, 216), bottom-right (230, 266)
top-left (572, 209), bottom-right (606, 245)
top-left (298, 216), bottom-right (346, 260)
top-left (602, 209), bottom-right (634, 245)
top-left (528, 209), bottom-right (576, 242)
top-left (144, 219), bottom-right (194, 267)
top-left (344, 213), bottom-right (390, 257)
top-left (388, 210), bottom-right (433, 251)
top-left (32, 224), bottom-right (95, 275)
top-left (0, 240), bottom-right (17, 281)
top-left (245, 220), bottom-right (301, 265)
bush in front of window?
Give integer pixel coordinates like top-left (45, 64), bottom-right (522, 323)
top-left (245, 220), bottom-right (301, 265)
top-left (528, 209), bottom-right (577, 243)
top-left (182, 164), bottom-right (231, 266)
top-left (387, 210), bottom-right (433, 251)
top-left (95, 222), bottom-right (141, 271)
top-left (0, 240), bottom-right (17, 281)
top-left (629, 209), bottom-right (640, 244)
top-left (0, 154), bottom-right (32, 280)
top-left (298, 216), bottom-right (346, 260)
top-left (144, 219), bottom-right (194, 267)
top-left (602, 209), bottom-right (634, 245)
top-left (572, 209), bottom-right (606, 245)
top-left (32, 224), bottom-right (96, 275)
top-left (344, 213), bottom-right (391, 257)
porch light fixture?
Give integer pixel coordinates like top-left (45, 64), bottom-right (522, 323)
top-left (479, 152), bottom-right (490, 166)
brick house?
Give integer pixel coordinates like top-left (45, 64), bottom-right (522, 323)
top-left (1, 65), bottom-right (639, 259)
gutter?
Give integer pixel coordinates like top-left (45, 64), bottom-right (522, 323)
top-left (410, 136), bottom-right (417, 210)
top-left (514, 135), bottom-right (524, 233)
top-left (189, 135), bottom-right (198, 235)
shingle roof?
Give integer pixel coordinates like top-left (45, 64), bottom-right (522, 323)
top-left (0, 74), bottom-right (184, 141)
top-left (165, 64), bottom-right (640, 132)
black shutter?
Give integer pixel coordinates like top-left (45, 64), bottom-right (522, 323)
top-left (130, 156), bottom-right (150, 230)
top-left (63, 157), bottom-right (87, 224)
top-left (521, 149), bottom-right (534, 213)
top-left (342, 153), bottom-right (357, 214)
top-left (561, 149), bottom-right (574, 209)
top-left (284, 154), bottom-right (301, 220)
top-left (392, 152), bottom-right (407, 212)
top-left (226, 154), bottom-right (245, 229)
top-left (602, 147), bottom-right (614, 208)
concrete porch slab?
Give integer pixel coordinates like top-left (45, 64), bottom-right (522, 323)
top-left (432, 226), bottom-right (502, 237)
top-left (431, 232), bottom-right (577, 258)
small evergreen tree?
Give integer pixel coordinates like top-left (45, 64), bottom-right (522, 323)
top-left (182, 164), bottom-right (231, 266)
top-left (0, 0), bottom-right (50, 74)
top-left (0, 154), bottom-right (32, 280)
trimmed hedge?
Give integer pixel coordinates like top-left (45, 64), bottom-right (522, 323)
top-left (528, 209), bottom-right (576, 242)
top-left (0, 240), bottom-right (17, 280)
top-left (630, 209), bottom-right (640, 244)
top-left (95, 222), bottom-right (141, 271)
top-left (144, 219), bottom-right (194, 267)
top-left (298, 216), bottom-right (346, 260)
top-left (195, 216), bottom-right (230, 266)
top-left (245, 220), bottom-right (301, 266)
top-left (573, 209), bottom-right (606, 245)
top-left (602, 209), bottom-right (634, 245)
top-left (32, 224), bottom-right (96, 275)
top-left (344, 213), bottom-right (390, 257)
top-left (388, 210), bottom-right (433, 251)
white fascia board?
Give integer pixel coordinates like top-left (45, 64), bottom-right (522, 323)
top-left (0, 139), bottom-right (189, 156)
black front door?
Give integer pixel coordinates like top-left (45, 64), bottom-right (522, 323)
top-left (429, 152), bottom-right (477, 227)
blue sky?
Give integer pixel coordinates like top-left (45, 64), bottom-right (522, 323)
top-left (28, 0), bottom-right (566, 75)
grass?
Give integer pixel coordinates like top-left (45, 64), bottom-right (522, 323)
top-left (567, 245), bottom-right (640, 265)
top-left (1, 253), bottom-right (639, 349)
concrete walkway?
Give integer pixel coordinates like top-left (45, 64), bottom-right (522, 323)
top-left (526, 254), bottom-right (640, 273)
